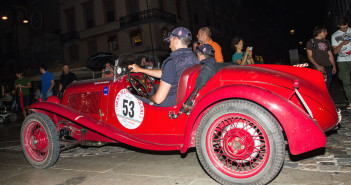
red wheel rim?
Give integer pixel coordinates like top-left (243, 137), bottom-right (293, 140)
top-left (206, 113), bottom-right (270, 178)
top-left (23, 121), bottom-right (49, 162)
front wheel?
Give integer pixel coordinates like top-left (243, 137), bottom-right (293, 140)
top-left (196, 100), bottom-right (285, 185)
top-left (21, 113), bottom-right (60, 169)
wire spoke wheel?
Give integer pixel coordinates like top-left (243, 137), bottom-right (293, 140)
top-left (24, 121), bottom-right (49, 162)
top-left (207, 114), bottom-right (269, 178)
top-left (21, 113), bottom-right (60, 169)
top-left (196, 100), bottom-right (285, 185)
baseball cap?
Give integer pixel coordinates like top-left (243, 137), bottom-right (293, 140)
top-left (164, 27), bottom-right (192, 42)
top-left (196, 44), bottom-right (215, 56)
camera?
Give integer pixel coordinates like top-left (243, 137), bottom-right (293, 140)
top-left (249, 47), bottom-right (253, 50)
top-left (105, 67), bottom-right (111, 74)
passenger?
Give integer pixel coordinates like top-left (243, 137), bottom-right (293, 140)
top-left (197, 27), bottom-right (224, 62)
top-left (101, 62), bottom-right (114, 78)
top-left (140, 57), bottom-right (154, 69)
top-left (231, 37), bottom-right (255, 65)
top-left (128, 27), bottom-right (198, 107)
top-left (195, 44), bottom-right (216, 64)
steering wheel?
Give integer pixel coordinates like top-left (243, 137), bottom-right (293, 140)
top-left (128, 69), bottom-right (156, 98)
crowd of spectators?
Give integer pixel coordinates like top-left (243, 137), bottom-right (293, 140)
top-left (2, 17), bottom-right (351, 110)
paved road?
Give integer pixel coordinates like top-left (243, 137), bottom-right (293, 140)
top-left (0, 109), bottom-right (351, 185)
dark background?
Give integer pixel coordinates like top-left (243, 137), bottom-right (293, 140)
top-left (227, 0), bottom-right (331, 64)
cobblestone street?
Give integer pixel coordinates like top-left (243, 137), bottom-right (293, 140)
top-left (0, 109), bottom-right (350, 184)
top-left (284, 109), bottom-right (351, 174)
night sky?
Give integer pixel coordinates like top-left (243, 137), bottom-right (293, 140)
top-left (242, 0), bottom-right (329, 64)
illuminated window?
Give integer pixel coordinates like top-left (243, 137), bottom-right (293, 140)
top-left (130, 31), bottom-right (142, 47)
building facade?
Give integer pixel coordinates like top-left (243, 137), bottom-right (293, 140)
top-left (0, 0), bottom-right (61, 81)
top-left (59, 0), bottom-right (190, 69)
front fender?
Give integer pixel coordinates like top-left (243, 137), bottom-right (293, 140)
top-left (182, 85), bottom-right (326, 155)
top-left (29, 102), bottom-right (180, 151)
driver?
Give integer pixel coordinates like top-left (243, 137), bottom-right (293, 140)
top-left (128, 27), bottom-right (199, 107)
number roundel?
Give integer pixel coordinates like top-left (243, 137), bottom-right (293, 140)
top-left (115, 89), bottom-right (145, 129)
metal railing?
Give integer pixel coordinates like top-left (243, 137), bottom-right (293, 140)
top-left (119, 8), bottom-right (176, 28)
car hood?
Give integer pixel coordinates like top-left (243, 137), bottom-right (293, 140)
top-left (65, 77), bottom-right (112, 93)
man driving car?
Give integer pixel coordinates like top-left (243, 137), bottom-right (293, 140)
top-left (128, 27), bottom-right (198, 107)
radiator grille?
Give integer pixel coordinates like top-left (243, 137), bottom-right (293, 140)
top-left (68, 91), bottom-right (101, 115)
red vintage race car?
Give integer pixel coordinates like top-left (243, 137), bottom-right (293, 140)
top-left (21, 56), bottom-right (340, 185)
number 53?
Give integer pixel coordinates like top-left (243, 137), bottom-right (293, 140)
top-left (123, 99), bottom-right (134, 118)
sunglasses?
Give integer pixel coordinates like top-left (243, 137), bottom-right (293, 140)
top-left (168, 32), bottom-right (179, 39)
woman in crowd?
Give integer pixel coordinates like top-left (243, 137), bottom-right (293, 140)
top-left (140, 57), bottom-right (154, 69)
top-left (231, 37), bottom-right (255, 65)
top-left (101, 62), bottom-right (114, 78)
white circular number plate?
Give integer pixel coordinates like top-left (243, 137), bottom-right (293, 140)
top-left (115, 89), bottom-right (144, 129)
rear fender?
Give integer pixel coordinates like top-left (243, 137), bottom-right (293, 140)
top-left (29, 102), bottom-right (180, 151)
top-left (182, 85), bottom-right (326, 155)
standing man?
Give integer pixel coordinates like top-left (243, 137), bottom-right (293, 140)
top-left (15, 71), bottom-right (31, 118)
top-left (128, 27), bottom-right (198, 107)
top-left (40, 64), bottom-right (54, 101)
top-left (197, 27), bottom-right (224, 62)
top-left (58, 64), bottom-right (77, 99)
top-left (332, 17), bottom-right (351, 110)
top-left (306, 25), bottom-right (336, 89)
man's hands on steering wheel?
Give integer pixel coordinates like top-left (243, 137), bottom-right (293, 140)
top-left (127, 64), bottom-right (156, 98)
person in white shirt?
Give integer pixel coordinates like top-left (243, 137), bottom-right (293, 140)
top-left (331, 17), bottom-right (351, 109)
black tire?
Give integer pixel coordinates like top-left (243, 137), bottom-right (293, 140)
top-left (9, 113), bottom-right (17, 122)
top-left (196, 100), bottom-right (285, 185)
top-left (21, 113), bottom-right (60, 169)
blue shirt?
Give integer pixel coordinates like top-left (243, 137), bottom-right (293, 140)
top-left (41, 71), bottom-right (54, 94)
top-left (159, 48), bottom-right (198, 107)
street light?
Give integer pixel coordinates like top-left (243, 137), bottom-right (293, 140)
top-left (1, 8), bottom-right (29, 24)
top-left (1, 7), bottom-right (30, 71)
top-left (22, 18), bottom-right (28, 24)
top-left (290, 29), bottom-right (295, 35)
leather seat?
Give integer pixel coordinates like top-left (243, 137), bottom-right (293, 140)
top-left (176, 64), bottom-right (201, 105)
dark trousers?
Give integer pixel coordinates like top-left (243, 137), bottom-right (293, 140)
top-left (324, 66), bottom-right (333, 89)
top-left (337, 62), bottom-right (351, 102)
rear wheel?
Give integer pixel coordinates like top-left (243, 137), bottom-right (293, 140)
top-left (21, 113), bottom-right (60, 169)
top-left (196, 100), bottom-right (285, 185)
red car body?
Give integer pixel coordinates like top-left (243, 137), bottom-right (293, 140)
top-left (23, 64), bottom-right (340, 184)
